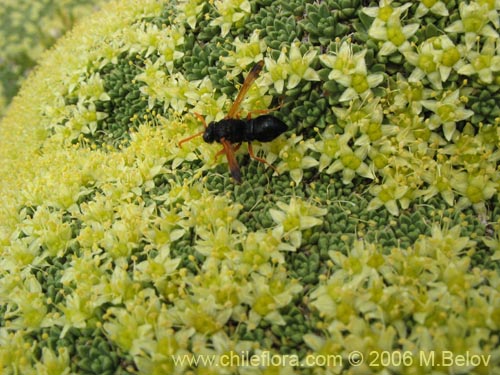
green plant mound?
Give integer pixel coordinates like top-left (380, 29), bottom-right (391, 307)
top-left (0, 0), bottom-right (499, 374)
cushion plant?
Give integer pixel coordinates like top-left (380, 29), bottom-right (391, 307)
top-left (0, 0), bottom-right (499, 374)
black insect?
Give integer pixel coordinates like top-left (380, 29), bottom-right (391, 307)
top-left (178, 60), bottom-right (287, 183)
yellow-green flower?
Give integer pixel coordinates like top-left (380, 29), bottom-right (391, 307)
top-left (241, 231), bottom-right (284, 274)
top-left (418, 160), bottom-right (456, 206)
top-left (103, 289), bottom-right (162, 356)
top-left (35, 347), bottom-right (71, 375)
top-left (20, 205), bottom-right (73, 257)
top-left (261, 43), bottom-right (319, 94)
top-left (177, 296), bottom-right (233, 335)
top-left (178, 0), bottom-right (205, 29)
top-left (363, 1), bottom-right (419, 56)
top-left (220, 30), bottom-right (266, 76)
top-left (135, 249), bottom-right (182, 286)
top-left (445, 1), bottom-right (500, 49)
top-left (458, 37), bottom-right (500, 84)
top-left (6, 275), bottom-right (48, 330)
top-left (332, 147), bottom-right (375, 183)
top-left (452, 171), bottom-right (497, 214)
top-left (64, 102), bottom-right (108, 141)
top-left (0, 330), bottom-right (36, 375)
top-left (484, 229), bottom-right (500, 261)
top-left (263, 50), bottom-right (289, 94)
top-left (415, 0), bottom-right (449, 18)
top-left (320, 42), bottom-right (384, 101)
top-left (286, 43), bottom-right (320, 89)
top-left (313, 125), bottom-right (344, 172)
top-left (421, 89), bottom-right (474, 141)
top-left (210, 0), bottom-right (251, 37)
top-left (76, 73), bottom-right (110, 102)
top-left (245, 272), bottom-right (303, 327)
top-left (404, 36), bottom-right (466, 89)
top-left (276, 134), bottom-right (318, 184)
top-left (367, 176), bottom-right (410, 216)
top-left (132, 23), bottom-right (185, 66)
top-left (269, 197), bottom-right (327, 251)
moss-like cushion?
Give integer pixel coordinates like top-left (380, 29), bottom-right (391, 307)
top-left (0, 0), bottom-right (499, 374)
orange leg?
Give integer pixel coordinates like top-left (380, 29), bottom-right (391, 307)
top-left (231, 100), bottom-right (283, 120)
top-left (245, 105), bottom-right (282, 119)
top-left (215, 143), bottom-right (241, 161)
top-left (193, 112), bottom-right (207, 127)
top-left (247, 143), bottom-right (279, 174)
top-left (178, 113), bottom-right (207, 148)
top-left (214, 148), bottom-right (225, 160)
top-left (178, 130), bottom-right (204, 148)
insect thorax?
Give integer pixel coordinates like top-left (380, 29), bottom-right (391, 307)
top-left (204, 119), bottom-right (247, 143)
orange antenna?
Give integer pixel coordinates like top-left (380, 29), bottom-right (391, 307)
top-left (178, 113), bottom-right (207, 148)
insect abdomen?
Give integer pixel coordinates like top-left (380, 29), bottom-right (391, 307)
top-left (247, 115), bottom-right (287, 142)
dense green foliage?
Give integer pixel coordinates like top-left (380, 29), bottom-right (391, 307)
top-left (0, 0), bottom-right (499, 374)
